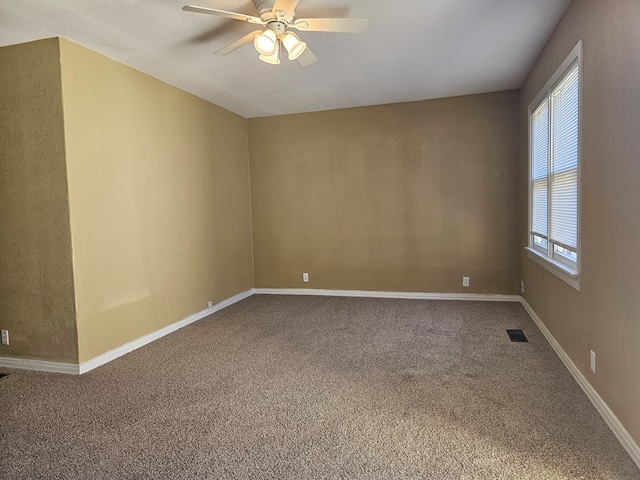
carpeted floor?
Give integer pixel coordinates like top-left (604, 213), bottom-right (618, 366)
top-left (1, 295), bottom-right (638, 479)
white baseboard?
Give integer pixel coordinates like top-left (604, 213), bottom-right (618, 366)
top-left (0, 289), bottom-right (254, 376)
top-left (520, 298), bottom-right (640, 470)
top-left (0, 357), bottom-right (80, 375)
top-left (78, 288), bottom-right (254, 374)
top-left (254, 288), bottom-right (521, 302)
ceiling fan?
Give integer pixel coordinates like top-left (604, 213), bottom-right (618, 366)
top-left (182, 0), bottom-right (369, 66)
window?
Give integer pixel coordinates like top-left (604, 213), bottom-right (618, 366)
top-left (527, 41), bottom-right (582, 290)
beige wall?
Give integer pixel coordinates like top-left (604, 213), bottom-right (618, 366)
top-left (249, 92), bottom-right (520, 294)
top-left (0, 39), bottom-right (78, 363)
top-left (519, 0), bottom-right (640, 445)
top-left (59, 39), bottom-right (253, 362)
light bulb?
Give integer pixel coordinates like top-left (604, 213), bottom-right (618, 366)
top-left (281, 32), bottom-right (307, 61)
top-left (254, 29), bottom-right (277, 56)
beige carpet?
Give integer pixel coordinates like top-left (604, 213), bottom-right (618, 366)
top-left (1, 295), bottom-right (638, 479)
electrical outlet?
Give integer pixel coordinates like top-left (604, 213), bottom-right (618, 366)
top-left (1, 330), bottom-right (8, 346)
top-left (590, 350), bottom-right (596, 373)
top-left (302, 273), bottom-right (309, 283)
top-left (207, 301), bottom-right (213, 309)
top-left (521, 280), bottom-right (525, 293)
top-left (462, 276), bottom-right (470, 287)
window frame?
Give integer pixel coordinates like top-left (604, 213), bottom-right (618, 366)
top-left (526, 41), bottom-right (582, 291)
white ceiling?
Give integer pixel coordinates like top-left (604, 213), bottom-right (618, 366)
top-left (0, 0), bottom-right (571, 118)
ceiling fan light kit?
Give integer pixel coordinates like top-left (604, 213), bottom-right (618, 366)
top-left (182, 0), bottom-right (368, 66)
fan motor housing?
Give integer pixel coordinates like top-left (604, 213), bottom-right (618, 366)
top-left (254, 0), bottom-right (277, 19)
top-left (266, 21), bottom-right (287, 36)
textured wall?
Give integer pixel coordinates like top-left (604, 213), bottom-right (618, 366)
top-left (0, 39), bottom-right (78, 362)
top-left (518, 0), bottom-right (640, 446)
top-left (59, 39), bottom-right (254, 363)
top-left (249, 92), bottom-right (519, 294)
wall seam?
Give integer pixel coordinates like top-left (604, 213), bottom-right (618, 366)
top-left (245, 118), bottom-right (256, 288)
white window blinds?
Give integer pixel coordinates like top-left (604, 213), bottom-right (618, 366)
top-left (550, 63), bottom-right (579, 249)
top-left (531, 99), bottom-right (549, 239)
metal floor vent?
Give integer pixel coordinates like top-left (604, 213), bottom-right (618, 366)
top-left (507, 329), bottom-right (528, 342)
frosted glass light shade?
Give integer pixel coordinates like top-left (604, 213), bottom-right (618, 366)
top-left (281, 32), bottom-right (307, 61)
top-left (259, 44), bottom-right (280, 64)
top-left (254, 29), bottom-right (277, 56)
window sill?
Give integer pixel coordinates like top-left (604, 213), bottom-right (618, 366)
top-left (525, 247), bottom-right (581, 291)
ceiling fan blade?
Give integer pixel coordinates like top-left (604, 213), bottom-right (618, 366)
top-left (182, 5), bottom-right (264, 25)
top-left (297, 47), bottom-right (318, 66)
top-left (272, 0), bottom-right (300, 17)
top-left (291, 17), bottom-right (369, 33)
top-left (213, 30), bottom-right (261, 55)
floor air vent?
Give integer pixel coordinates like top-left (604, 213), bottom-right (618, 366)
top-left (507, 329), bottom-right (528, 342)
